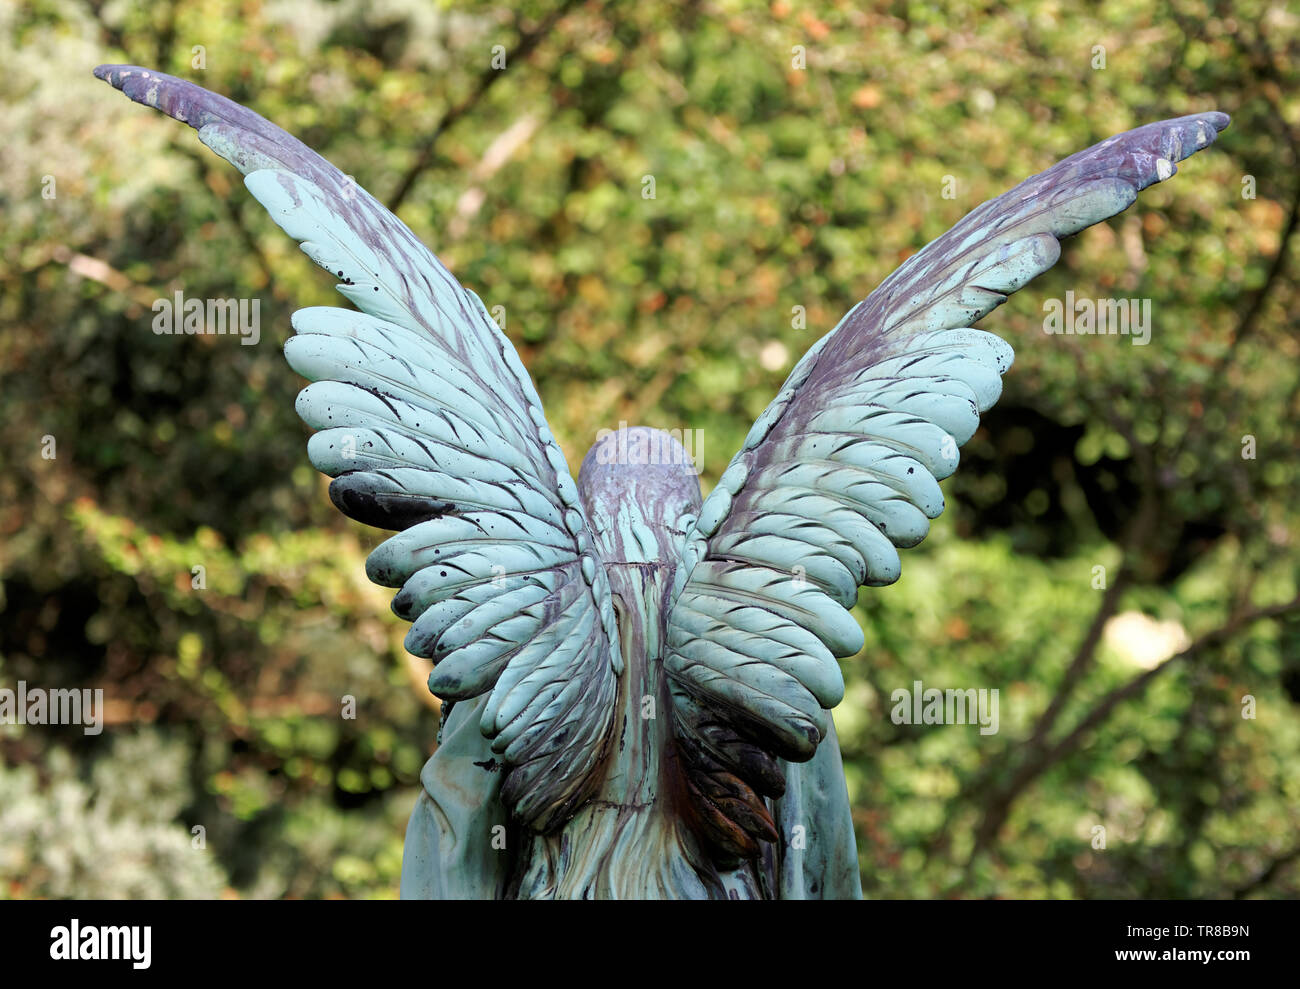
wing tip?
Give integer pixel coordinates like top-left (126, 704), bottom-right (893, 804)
top-left (1174, 109), bottom-right (1231, 157)
top-left (1141, 110), bottom-right (1230, 187)
top-left (93, 63), bottom-right (175, 109)
top-left (1205, 110), bottom-right (1232, 134)
top-left (92, 63), bottom-right (134, 88)
top-left (92, 63), bottom-right (214, 131)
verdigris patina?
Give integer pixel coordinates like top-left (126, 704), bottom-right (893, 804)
top-left (94, 64), bottom-right (1226, 899)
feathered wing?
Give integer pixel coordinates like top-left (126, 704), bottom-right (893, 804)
top-left (666, 111), bottom-right (1229, 857)
top-left (95, 65), bottom-right (621, 831)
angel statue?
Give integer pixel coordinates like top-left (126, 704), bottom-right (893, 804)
top-left (94, 64), bottom-right (1227, 899)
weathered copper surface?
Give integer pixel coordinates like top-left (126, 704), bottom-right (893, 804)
top-left (95, 64), bottom-right (1226, 899)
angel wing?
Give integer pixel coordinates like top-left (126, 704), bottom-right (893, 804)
top-left (667, 111), bottom-right (1229, 858)
top-left (94, 65), bottom-right (621, 832)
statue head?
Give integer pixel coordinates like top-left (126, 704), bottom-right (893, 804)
top-left (577, 426), bottom-right (703, 565)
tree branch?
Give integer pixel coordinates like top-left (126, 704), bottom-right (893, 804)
top-left (969, 592), bottom-right (1300, 857)
top-left (385, 0), bottom-right (585, 214)
top-left (955, 489), bottom-right (1156, 858)
top-left (1213, 167), bottom-right (1300, 374)
top-left (1233, 843), bottom-right (1300, 899)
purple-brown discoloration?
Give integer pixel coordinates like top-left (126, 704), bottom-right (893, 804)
top-left (770, 112), bottom-right (1230, 451)
top-left (577, 427), bottom-right (702, 564)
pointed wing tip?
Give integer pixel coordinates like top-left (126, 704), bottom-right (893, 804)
top-left (93, 65), bottom-right (329, 181)
top-left (92, 63), bottom-right (209, 129)
top-left (1148, 110), bottom-right (1230, 178)
top-left (92, 63), bottom-right (130, 86)
top-left (1176, 109), bottom-right (1231, 153)
top-left (1122, 111), bottom-right (1223, 193)
top-left (93, 64), bottom-right (166, 104)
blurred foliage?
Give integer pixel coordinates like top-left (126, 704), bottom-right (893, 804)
top-left (1, 0), bottom-right (1297, 898)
